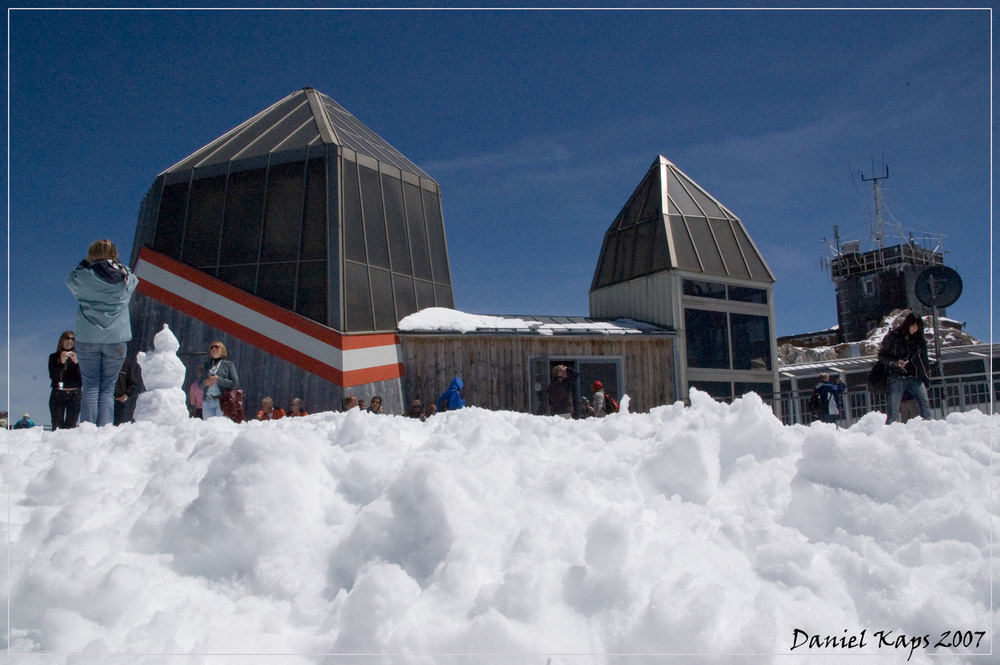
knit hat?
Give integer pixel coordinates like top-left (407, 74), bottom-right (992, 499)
top-left (591, 380), bottom-right (603, 391)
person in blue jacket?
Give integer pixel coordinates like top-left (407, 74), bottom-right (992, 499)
top-left (437, 377), bottom-right (466, 412)
top-left (813, 372), bottom-right (847, 424)
top-left (65, 239), bottom-right (139, 427)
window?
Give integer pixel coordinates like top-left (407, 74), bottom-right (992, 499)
top-left (731, 314), bottom-right (771, 371)
top-left (182, 175), bottom-right (226, 267)
top-left (862, 277), bottom-right (876, 296)
top-left (360, 165), bottom-right (389, 269)
top-left (685, 309), bottom-right (729, 369)
top-left (423, 188), bottom-right (450, 283)
top-left (220, 168), bottom-right (266, 265)
top-left (260, 161), bottom-right (305, 263)
top-left (382, 173), bottom-right (412, 275)
top-left (689, 381), bottom-right (731, 400)
top-left (683, 279), bottom-right (726, 299)
top-left (404, 181), bottom-right (432, 281)
top-left (342, 159), bottom-right (366, 263)
top-left (154, 182), bottom-right (189, 260)
top-left (728, 285), bottom-right (767, 304)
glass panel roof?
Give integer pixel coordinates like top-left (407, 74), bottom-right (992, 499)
top-left (162, 88), bottom-right (434, 182)
top-left (592, 156), bottom-right (775, 291)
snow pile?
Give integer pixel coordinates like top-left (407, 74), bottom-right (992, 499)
top-left (133, 324), bottom-right (188, 426)
top-left (3, 389), bottom-right (995, 662)
top-left (399, 307), bottom-right (661, 336)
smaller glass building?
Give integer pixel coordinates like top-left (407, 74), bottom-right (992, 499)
top-left (131, 87), bottom-right (454, 334)
top-left (590, 156), bottom-right (778, 401)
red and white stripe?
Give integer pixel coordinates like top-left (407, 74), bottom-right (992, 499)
top-left (134, 247), bottom-right (403, 387)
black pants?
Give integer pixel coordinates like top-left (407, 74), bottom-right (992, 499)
top-left (49, 389), bottom-right (81, 429)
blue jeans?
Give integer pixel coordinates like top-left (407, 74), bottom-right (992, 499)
top-left (888, 376), bottom-right (932, 424)
top-left (202, 397), bottom-right (223, 419)
top-left (76, 341), bottom-right (127, 426)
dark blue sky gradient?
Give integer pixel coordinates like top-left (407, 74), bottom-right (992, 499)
top-left (5, 8), bottom-right (993, 422)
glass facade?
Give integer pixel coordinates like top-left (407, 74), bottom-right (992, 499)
top-left (139, 88), bottom-right (454, 333)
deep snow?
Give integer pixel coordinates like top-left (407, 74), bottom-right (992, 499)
top-left (2, 327), bottom-right (996, 663)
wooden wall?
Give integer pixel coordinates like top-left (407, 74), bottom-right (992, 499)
top-left (399, 333), bottom-right (677, 413)
top-left (129, 292), bottom-right (405, 416)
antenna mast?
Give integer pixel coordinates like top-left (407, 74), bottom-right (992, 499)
top-left (861, 158), bottom-right (889, 250)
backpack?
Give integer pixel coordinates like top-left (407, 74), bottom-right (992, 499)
top-left (606, 393), bottom-right (620, 414)
top-left (807, 391), bottom-right (823, 419)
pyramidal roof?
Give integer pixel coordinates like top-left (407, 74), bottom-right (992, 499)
top-left (592, 155), bottom-right (774, 290)
top-left (162, 88), bottom-right (433, 180)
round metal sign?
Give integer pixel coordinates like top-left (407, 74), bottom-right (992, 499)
top-left (915, 266), bottom-right (963, 308)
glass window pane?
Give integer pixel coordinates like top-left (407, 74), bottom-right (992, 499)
top-left (729, 285), bottom-right (767, 304)
top-left (731, 313), bottom-right (771, 371)
top-left (344, 261), bottom-right (374, 332)
top-left (360, 165), bottom-right (390, 269)
top-left (300, 157), bottom-right (326, 261)
top-left (218, 264), bottom-right (257, 294)
top-left (683, 279), bottom-right (726, 299)
top-left (434, 283), bottom-right (454, 309)
top-left (392, 273), bottom-right (417, 322)
top-left (220, 168), bottom-right (266, 265)
top-left (405, 182), bottom-right (432, 280)
top-left (733, 222), bottom-right (772, 282)
top-left (415, 279), bottom-right (435, 311)
top-left (667, 170), bottom-right (703, 216)
top-left (257, 262), bottom-right (297, 310)
top-left (422, 189), bottom-right (450, 283)
top-left (382, 172), bottom-right (411, 275)
top-left (684, 308), bottom-right (729, 369)
top-left (689, 380), bottom-right (732, 401)
top-left (181, 174), bottom-right (226, 267)
top-left (595, 233), bottom-right (619, 288)
top-left (154, 181), bottom-right (189, 260)
top-left (709, 218), bottom-right (749, 279)
top-left (669, 214), bottom-right (701, 272)
top-left (613, 226), bottom-right (636, 283)
top-left (732, 382), bottom-right (774, 400)
top-left (685, 217), bottom-right (726, 275)
top-left (370, 267), bottom-right (396, 330)
top-left (260, 161), bottom-right (305, 263)
top-left (342, 159), bottom-right (367, 263)
top-left (632, 220), bottom-right (655, 277)
top-left (296, 260), bottom-right (327, 324)
top-left (650, 219), bottom-right (671, 272)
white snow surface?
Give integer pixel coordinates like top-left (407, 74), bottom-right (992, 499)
top-left (398, 307), bottom-right (661, 336)
top-left (4, 396), bottom-right (995, 662)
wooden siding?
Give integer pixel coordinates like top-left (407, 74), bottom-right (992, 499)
top-left (129, 292), bottom-right (404, 416)
top-left (399, 333), bottom-right (677, 413)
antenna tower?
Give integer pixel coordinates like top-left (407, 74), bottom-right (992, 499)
top-left (861, 158), bottom-right (889, 250)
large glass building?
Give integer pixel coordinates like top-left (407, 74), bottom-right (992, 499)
top-left (590, 156), bottom-right (778, 401)
top-left (129, 88), bottom-right (454, 414)
top-left (131, 87), bottom-right (453, 334)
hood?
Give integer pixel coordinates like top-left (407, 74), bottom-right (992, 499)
top-left (449, 377), bottom-right (464, 392)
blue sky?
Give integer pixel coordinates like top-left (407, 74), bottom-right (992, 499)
top-left (5, 8), bottom-right (993, 425)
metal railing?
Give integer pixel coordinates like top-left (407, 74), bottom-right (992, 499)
top-left (730, 373), bottom-right (996, 426)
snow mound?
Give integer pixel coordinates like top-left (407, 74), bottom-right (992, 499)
top-left (3, 390), bottom-right (995, 662)
top-left (134, 324), bottom-right (188, 425)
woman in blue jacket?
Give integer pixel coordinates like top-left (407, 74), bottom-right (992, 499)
top-left (66, 240), bottom-right (138, 426)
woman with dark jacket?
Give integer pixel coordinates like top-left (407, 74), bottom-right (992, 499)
top-left (48, 330), bottom-right (82, 429)
top-left (65, 240), bottom-right (139, 426)
top-left (201, 340), bottom-right (239, 419)
top-left (877, 311), bottom-right (933, 424)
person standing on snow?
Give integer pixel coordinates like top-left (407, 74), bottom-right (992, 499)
top-left (878, 311), bottom-right (933, 424)
top-left (437, 377), bottom-right (466, 412)
top-left (65, 239), bottom-right (138, 427)
top-left (813, 372), bottom-right (847, 424)
top-left (548, 364), bottom-right (577, 419)
top-left (48, 330), bottom-right (82, 429)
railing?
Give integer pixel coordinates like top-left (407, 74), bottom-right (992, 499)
top-left (721, 373), bottom-right (996, 426)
